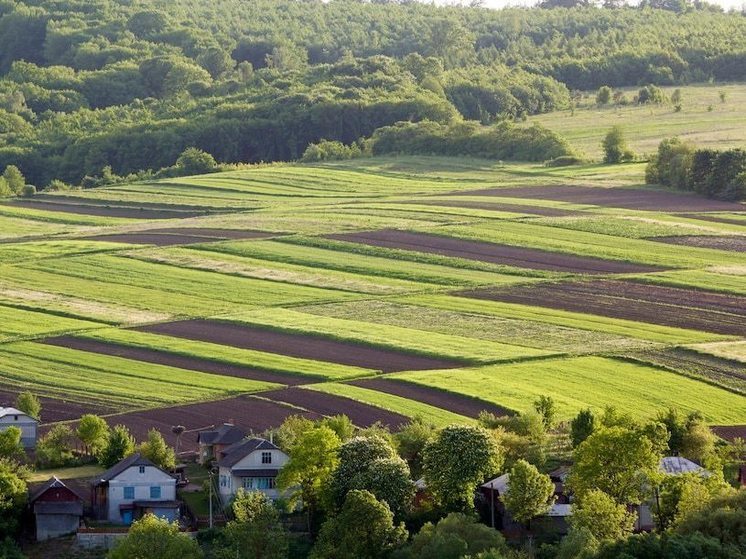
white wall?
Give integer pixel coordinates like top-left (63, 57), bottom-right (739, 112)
top-left (218, 448), bottom-right (289, 501)
top-left (107, 466), bottom-right (176, 522)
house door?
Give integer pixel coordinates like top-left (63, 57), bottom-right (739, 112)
top-left (121, 510), bottom-right (133, 525)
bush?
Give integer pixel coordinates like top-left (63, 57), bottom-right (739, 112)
top-left (596, 86), bottom-right (612, 105)
top-left (20, 184), bottom-right (36, 197)
top-left (545, 155), bottom-right (586, 167)
top-left (638, 84), bottom-right (665, 104)
top-left (301, 140), bottom-right (362, 162)
top-left (370, 120), bottom-right (573, 162)
top-left (602, 126), bottom-right (634, 164)
top-left (174, 147), bottom-right (218, 176)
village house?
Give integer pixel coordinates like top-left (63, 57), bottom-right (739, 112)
top-left (197, 423), bottom-right (245, 465)
top-left (91, 453), bottom-right (178, 525)
top-left (29, 477), bottom-right (84, 541)
top-left (0, 407), bottom-right (38, 448)
top-left (216, 438), bottom-right (289, 503)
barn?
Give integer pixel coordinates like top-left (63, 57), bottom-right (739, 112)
top-left (29, 477), bottom-right (84, 541)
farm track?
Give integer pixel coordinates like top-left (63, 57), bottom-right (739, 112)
top-left (461, 279), bottom-right (746, 337)
top-left (40, 335), bottom-right (312, 385)
top-left (137, 319), bottom-right (465, 372)
top-left (328, 230), bottom-right (661, 274)
top-left (260, 387), bottom-right (409, 429)
top-left (453, 185), bottom-right (746, 212)
top-left (652, 235), bottom-right (746, 252)
top-left (349, 377), bottom-right (514, 418)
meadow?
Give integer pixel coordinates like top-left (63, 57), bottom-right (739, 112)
top-left (0, 153), bottom-right (743, 441)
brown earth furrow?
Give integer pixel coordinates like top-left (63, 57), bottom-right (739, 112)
top-left (137, 320), bottom-right (464, 372)
top-left (652, 235), bottom-right (746, 252)
top-left (461, 280), bottom-right (746, 336)
top-left (82, 229), bottom-right (277, 246)
top-left (402, 200), bottom-right (580, 217)
top-left (40, 336), bottom-right (310, 385)
top-left (261, 387), bottom-right (409, 429)
top-left (350, 378), bottom-right (514, 418)
top-left (452, 185), bottom-right (746, 212)
top-left (328, 229), bottom-right (662, 274)
top-left (5, 200), bottom-right (209, 219)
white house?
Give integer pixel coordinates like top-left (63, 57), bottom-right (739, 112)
top-left (0, 407), bottom-right (38, 448)
top-left (217, 438), bottom-right (289, 503)
top-left (92, 453), bottom-right (178, 525)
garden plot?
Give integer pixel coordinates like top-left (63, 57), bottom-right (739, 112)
top-left (137, 320), bottom-right (466, 372)
top-left (261, 387), bottom-right (410, 428)
top-left (461, 279), bottom-right (746, 337)
top-left (327, 230), bottom-right (660, 274)
top-left (454, 184), bottom-right (746, 212)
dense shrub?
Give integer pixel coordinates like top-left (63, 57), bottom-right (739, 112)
top-left (370, 120), bottom-right (573, 162)
top-left (301, 140), bottom-right (363, 162)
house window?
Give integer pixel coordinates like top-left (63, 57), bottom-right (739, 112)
top-left (261, 452), bottom-right (272, 464)
top-left (13, 415), bottom-right (17, 421)
top-left (123, 487), bottom-right (135, 499)
top-left (242, 477), bottom-right (275, 490)
top-left (220, 475), bottom-right (227, 487)
top-left (150, 486), bottom-right (161, 499)
top-left (139, 466), bottom-right (146, 474)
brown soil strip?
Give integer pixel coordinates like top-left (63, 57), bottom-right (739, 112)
top-left (82, 228), bottom-right (276, 246)
top-left (32, 195), bottom-right (231, 212)
top-left (652, 236), bottom-right (746, 252)
top-left (405, 200), bottom-right (580, 217)
top-left (454, 185), bottom-right (746, 212)
top-left (711, 425), bottom-right (746, 442)
top-left (137, 320), bottom-right (464, 372)
top-left (350, 378), bottom-right (513, 418)
top-left (6, 200), bottom-right (210, 219)
top-left (0, 388), bottom-right (115, 424)
top-left (261, 387), bottom-right (409, 429)
top-left (40, 336), bottom-right (310, 385)
top-left (74, 395), bottom-right (322, 450)
top-left (461, 279), bottom-right (746, 336)
top-left (328, 229), bottom-right (661, 274)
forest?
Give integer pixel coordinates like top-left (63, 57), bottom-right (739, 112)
top-left (0, 0), bottom-right (745, 185)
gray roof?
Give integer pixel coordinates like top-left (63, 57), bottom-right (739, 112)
top-left (198, 424), bottom-right (245, 446)
top-left (94, 453), bottom-right (172, 485)
top-left (218, 438), bottom-right (280, 469)
top-left (0, 407), bottom-right (35, 421)
top-left (545, 503), bottom-right (573, 517)
top-left (659, 456), bottom-right (709, 476)
top-left (481, 473), bottom-right (510, 494)
top-left (29, 476), bottom-right (83, 503)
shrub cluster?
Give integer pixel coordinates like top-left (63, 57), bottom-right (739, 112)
top-left (646, 138), bottom-right (746, 201)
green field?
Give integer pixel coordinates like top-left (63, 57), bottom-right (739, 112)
top-left (530, 83), bottom-right (746, 159)
top-left (0, 155), bottom-right (743, 433)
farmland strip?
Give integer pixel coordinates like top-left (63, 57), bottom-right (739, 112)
top-left (328, 229), bottom-right (661, 273)
top-left (137, 320), bottom-right (464, 372)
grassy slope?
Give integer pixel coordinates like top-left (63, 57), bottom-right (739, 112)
top-left (0, 152), bottom-right (743, 426)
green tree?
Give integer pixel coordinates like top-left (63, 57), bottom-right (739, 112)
top-left (0, 428), bottom-right (23, 460)
top-left (0, 459), bottom-right (27, 536)
top-left (196, 47), bottom-right (235, 79)
top-left (76, 414), bottom-right (110, 457)
top-left (108, 514), bottom-right (202, 559)
top-left (567, 427), bottom-right (661, 505)
top-left (671, 88), bottom-right (682, 105)
top-left (596, 86), bottom-right (612, 104)
top-left (218, 490), bottom-right (288, 559)
top-left (36, 424), bottom-right (75, 468)
top-left (329, 435), bottom-right (397, 505)
top-left (570, 409), bottom-right (596, 448)
top-left (674, 487), bottom-right (746, 547)
top-left (276, 425), bottom-right (341, 529)
top-left (1, 166), bottom-right (24, 195)
top-left (99, 424), bottom-right (136, 468)
top-left (501, 459), bottom-right (555, 527)
top-left (346, 457), bottom-right (414, 521)
top-left (320, 415), bottom-right (355, 442)
top-left (310, 490), bottom-right (407, 559)
top-left (533, 395), bottom-right (556, 430)
top-left (570, 489), bottom-right (636, 542)
top-left (138, 429), bottom-right (176, 470)
top-left (274, 415), bottom-right (315, 452)
top-left (15, 392), bottom-right (40, 421)
top-left (422, 425), bottom-right (503, 512)
top-left (175, 147), bottom-right (218, 175)
top-left (392, 513), bottom-right (508, 559)
top-left (680, 419), bottom-right (717, 465)
top-left (602, 126), bottom-right (634, 164)
top-left (394, 417), bottom-right (436, 479)
top-left (654, 472), bottom-right (732, 531)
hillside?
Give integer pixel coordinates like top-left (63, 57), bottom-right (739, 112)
top-left (0, 157), bottom-right (743, 447)
top-left (0, 1), bottom-right (746, 185)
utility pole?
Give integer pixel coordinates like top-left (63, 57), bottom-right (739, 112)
top-left (490, 481), bottom-right (495, 529)
top-left (209, 468), bottom-right (214, 529)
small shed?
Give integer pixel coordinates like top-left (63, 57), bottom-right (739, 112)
top-left (0, 407), bottom-right (38, 448)
top-left (30, 477), bottom-right (84, 541)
